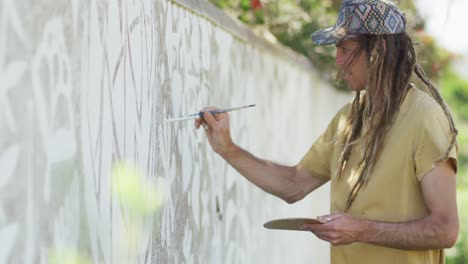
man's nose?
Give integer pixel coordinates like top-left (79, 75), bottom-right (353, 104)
top-left (335, 52), bottom-right (345, 66)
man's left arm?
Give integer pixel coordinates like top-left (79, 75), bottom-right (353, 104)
top-left (301, 160), bottom-right (459, 250)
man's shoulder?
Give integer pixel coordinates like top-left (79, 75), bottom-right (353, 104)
top-left (403, 86), bottom-right (445, 117)
top-left (335, 101), bottom-right (354, 118)
top-left (402, 87), bottom-right (453, 136)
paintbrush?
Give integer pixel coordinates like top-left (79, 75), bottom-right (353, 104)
top-left (165, 104), bottom-right (256, 122)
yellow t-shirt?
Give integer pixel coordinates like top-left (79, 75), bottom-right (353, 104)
top-left (300, 86), bottom-right (458, 264)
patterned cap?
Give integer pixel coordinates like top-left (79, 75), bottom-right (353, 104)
top-left (311, 0), bottom-right (406, 45)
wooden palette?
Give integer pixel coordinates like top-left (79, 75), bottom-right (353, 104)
top-left (263, 217), bottom-right (326, 231)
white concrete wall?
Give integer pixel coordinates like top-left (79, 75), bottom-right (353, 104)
top-left (0, 0), bottom-right (350, 263)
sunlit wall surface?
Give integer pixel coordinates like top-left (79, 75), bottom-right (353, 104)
top-left (0, 0), bottom-right (350, 263)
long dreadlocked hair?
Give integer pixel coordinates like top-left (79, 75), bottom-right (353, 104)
top-left (336, 32), bottom-right (458, 211)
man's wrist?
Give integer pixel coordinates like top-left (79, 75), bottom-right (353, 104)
top-left (218, 143), bottom-right (240, 160)
top-left (357, 218), bottom-right (375, 244)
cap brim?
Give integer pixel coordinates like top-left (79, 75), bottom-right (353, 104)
top-left (310, 26), bottom-right (346, 46)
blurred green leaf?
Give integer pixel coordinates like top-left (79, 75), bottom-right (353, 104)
top-left (112, 161), bottom-right (166, 217)
top-left (49, 247), bottom-right (92, 264)
top-left (240, 0), bottom-right (250, 11)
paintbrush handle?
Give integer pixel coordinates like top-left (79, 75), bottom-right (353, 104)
top-left (165, 104), bottom-right (256, 122)
top-left (198, 104), bottom-right (255, 117)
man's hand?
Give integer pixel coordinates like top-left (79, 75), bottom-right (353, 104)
top-left (194, 106), bottom-right (236, 156)
top-left (300, 212), bottom-right (367, 246)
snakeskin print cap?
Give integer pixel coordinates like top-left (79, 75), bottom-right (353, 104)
top-left (311, 0), bottom-right (406, 45)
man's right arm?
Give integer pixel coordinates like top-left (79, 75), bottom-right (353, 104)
top-left (221, 144), bottom-right (327, 203)
top-left (195, 107), bottom-right (327, 203)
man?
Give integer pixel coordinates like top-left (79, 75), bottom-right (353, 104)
top-left (194, 0), bottom-right (459, 263)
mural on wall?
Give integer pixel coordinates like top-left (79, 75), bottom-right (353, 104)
top-left (0, 0), bottom-right (350, 263)
top-left (0, 0), bottom-right (27, 263)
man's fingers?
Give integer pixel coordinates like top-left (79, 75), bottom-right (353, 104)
top-left (318, 215), bottom-right (331, 222)
top-left (195, 118), bottom-right (202, 129)
top-left (318, 212), bottom-right (341, 222)
top-left (200, 106), bottom-right (229, 122)
top-left (195, 106), bottom-right (219, 129)
top-left (203, 111), bottom-right (218, 129)
top-left (194, 106), bottom-right (229, 131)
top-left (300, 226), bottom-right (335, 242)
top-left (300, 223), bottom-right (327, 232)
top-left (194, 117), bottom-right (210, 130)
top-left (211, 111), bottom-right (229, 121)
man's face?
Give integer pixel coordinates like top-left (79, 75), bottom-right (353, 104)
top-left (335, 39), bottom-right (369, 91)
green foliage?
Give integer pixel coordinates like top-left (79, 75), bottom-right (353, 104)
top-left (49, 247), bottom-right (92, 264)
top-left (112, 161), bottom-right (166, 217)
top-left (447, 187), bottom-right (468, 263)
top-left (441, 68), bottom-right (468, 262)
top-left (441, 68), bottom-right (468, 184)
top-left (206, 0), bottom-right (450, 89)
top-left (446, 234), bottom-right (468, 264)
top-left (442, 70), bottom-right (468, 121)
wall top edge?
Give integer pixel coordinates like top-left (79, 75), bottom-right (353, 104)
top-left (169, 0), bottom-right (318, 73)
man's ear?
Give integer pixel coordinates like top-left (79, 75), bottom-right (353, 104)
top-left (370, 39), bottom-right (387, 63)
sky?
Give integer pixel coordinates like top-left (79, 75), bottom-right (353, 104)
top-left (415, 0), bottom-right (468, 78)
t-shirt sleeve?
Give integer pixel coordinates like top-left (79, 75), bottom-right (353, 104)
top-left (299, 104), bottom-right (350, 181)
top-left (414, 104), bottom-right (458, 181)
